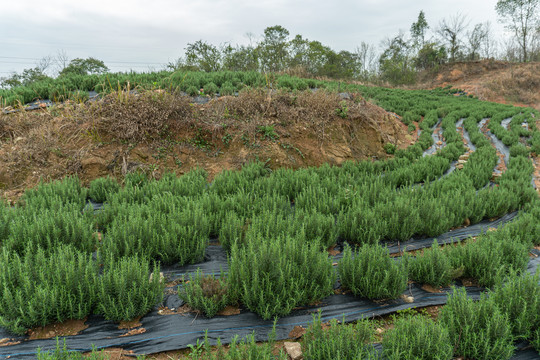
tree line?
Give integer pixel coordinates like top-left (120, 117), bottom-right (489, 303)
top-left (1, 0), bottom-right (539, 88)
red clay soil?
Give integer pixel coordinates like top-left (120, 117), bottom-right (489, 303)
top-left (414, 60), bottom-right (540, 110)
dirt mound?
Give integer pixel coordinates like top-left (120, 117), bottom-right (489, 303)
top-left (0, 89), bottom-right (412, 201)
top-left (416, 60), bottom-right (540, 110)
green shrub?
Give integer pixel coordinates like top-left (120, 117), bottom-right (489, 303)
top-left (203, 82), bottom-right (219, 96)
top-left (439, 287), bottom-right (515, 360)
top-left (88, 176), bottom-right (120, 203)
top-left (406, 240), bottom-right (454, 288)
top-left (179, 270), bottom-right (229, 318)
top-left (21, 176), bottom-right (87, 210)
top-left (97, 255), bottom-right (164, 322)
top-left (5, 207), bottom-right (97, 254)
top-left (448, 232), bottom-right (530, 287)
top-left (0, 245), bottom-right (98, 335)
top-left (382, 314), bottom-right (452, 360)
top-left (532, 328), bottom-right (540, 354)
top-left (186, 85), bottom-right (199, 96)
top-left (303, 312), bottom-right (378, 360)
top-left (228, 234), bottom-right (335, 320)
top-left (103, 207), bottom-right (209, 265)
top-left (220, 82), bottom-right (235, 96)
top-left (338, 244), bottom-right (408, 300)
top-left (490, 271), bottom-right (540, 340)
top-left (509, 143), bottom-right (529, 158)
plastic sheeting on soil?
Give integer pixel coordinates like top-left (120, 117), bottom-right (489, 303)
top-left (480, 118), bottom-right (510, 167)
top-left (423, 119), bottom-right (444, 157)
top-left (0, 215), bottom-right (536, 359)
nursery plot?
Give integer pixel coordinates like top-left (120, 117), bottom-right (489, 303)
top-left (1, 73), bottom-right (539, 359)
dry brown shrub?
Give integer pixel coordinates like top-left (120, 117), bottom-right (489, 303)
top-left (88, 90), bottom-right (192, 142)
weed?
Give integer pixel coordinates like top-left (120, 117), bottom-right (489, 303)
top-left (335, 100), bottom-right (348, 119)
top-left (179, 270), bottom-right (229, 318)
top-left (257, 125), bottom-right (279, 141)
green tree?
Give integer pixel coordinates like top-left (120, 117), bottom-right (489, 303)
top-left (59, 57), bottom-right (109, 76)
top-left (185, 40), bottom-right (222, 72)
top-left (411, 10), bottom-right (430, 48)
top-left (496, 0), bottom-right (540, 61)
top-left (222, 44), bottom-right (259, 72)
top-left (379, 33), bottom-right (416, 85)
top-left (258, 25), bottom-right (290, 72)
top-left (414, 42), bottom-right (447, 70)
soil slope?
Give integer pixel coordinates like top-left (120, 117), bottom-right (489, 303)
top-left (416, 60), bottom-right (540, 110)
top-left (0, 89), bottom-right (412, 201)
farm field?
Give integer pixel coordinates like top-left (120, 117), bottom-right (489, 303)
top-left (0, 71), bottom-right (540, 359)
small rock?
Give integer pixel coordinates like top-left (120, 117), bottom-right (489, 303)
top-left (284, 342), bottom-right (303, 360)
top-left (400, 294), bottom-right (414, 303)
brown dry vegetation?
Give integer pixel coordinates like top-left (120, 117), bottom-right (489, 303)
top-left (0, 88), bottom-right (412, 201)
top-left (416, 60), bottom-right (540, 110)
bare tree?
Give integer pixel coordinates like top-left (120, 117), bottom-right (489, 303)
top-left (496, 0), bottom-right (540, 62)
top-left (54, 50), bottom-right (70, 75)
top-left (480, 22), bottom-right (497, 59)
top-left (437, 13), bottom-right (469, 62)
top-left (355, 42), bottom-right (378, 79)
top-left (467, 23), bottom-right (490, 60)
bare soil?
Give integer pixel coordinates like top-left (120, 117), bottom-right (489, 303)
top-left (0, 89), bottom-right (412, 202)
top-left (415, 60), bottom-right (540, 110)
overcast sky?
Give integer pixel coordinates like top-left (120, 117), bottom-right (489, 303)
top-left (0, 0), bottom-right (509, 75)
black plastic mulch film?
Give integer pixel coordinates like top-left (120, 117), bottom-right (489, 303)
top-left (0, 117), bottom-right (539, 359)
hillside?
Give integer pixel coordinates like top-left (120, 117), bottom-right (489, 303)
top-left (416, 60), bottom-right (540, 110)
top-left (0, 88), bottom-right (412, 201)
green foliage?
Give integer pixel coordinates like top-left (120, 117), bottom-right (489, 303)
top-left (88, 176), bottom-right (120, 203)
top-left (228, 234), bottom-right (335, 320)
top-left (97, 255), bottom-right (164, 322)
top-left (0, 245), bottom-right (98, 335)
top-left (338, 244), bottom-right (408, 300)
top-left (186, 324), bottom-right (287, 360)
top-left (490, 271), bottom-right (540, 340)
top-left (384, 142), bottom-right (396, 154)
top-left (448, 230), bottom-right (530, 287)
top-left (59, 57), bottom-right (109, 77)
top-left (21, 176), bottom-right (88, 210)
top-left (103, 205), bottom-right (209, 265)
top-left (440, 287), bottom-right (515, 360)
top-left (186, 85), bottom-right (200, 96)
top-left (406, 240), bottom-right (454, 288)
top-left (303, 312), bottom-right (379, 360)
top-left (382, 314), bottom-right (452, 360)
top-left (203, 82), bottom-right (219, 95)
top-left (37, 338), bottom-right (108, 359)
top-left (334, 100), bottom-right (348, 119)
top-left (179, 270), bottom-right (229, 318)
top-left (257, 125), bottom-right (279, 141)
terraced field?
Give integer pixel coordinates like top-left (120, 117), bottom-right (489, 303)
top-left (0, 72), bottom-right (539, 359)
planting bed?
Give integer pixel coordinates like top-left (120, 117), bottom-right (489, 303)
top-left (0, 73), bottom-right (540, 359)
